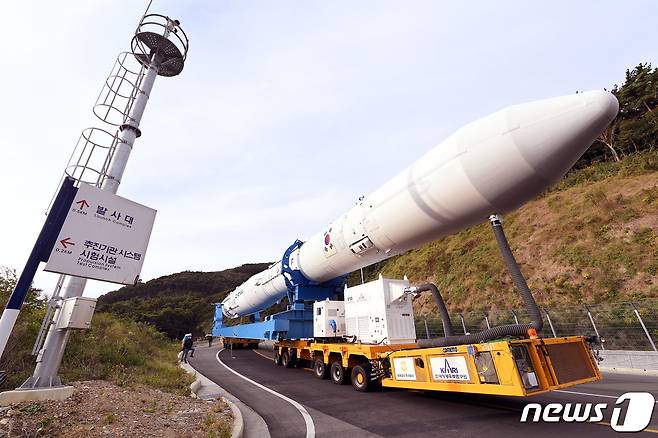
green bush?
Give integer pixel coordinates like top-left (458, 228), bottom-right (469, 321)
top-left (63, 313), bottom-right (193, 395)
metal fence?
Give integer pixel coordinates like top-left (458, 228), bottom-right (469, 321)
top-left (415, 299), bottom-right (658, 351)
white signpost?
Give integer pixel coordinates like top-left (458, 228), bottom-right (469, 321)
top-left (45, 183), bottom-right (156, 285)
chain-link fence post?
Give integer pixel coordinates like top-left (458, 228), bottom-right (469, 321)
top-left (424, 319), bottom-right (430, 339)
top-left (544, 307), bottom-right (557, 337)
top-left (584, 304), bottom-right (604, 350)
top-left (511, 309), bottom-right (519, 324)
top-left (483, 312), bottom-right (491, 329)
top-left (459, 313), bottom-right (467, 334)
top-left (630, 302), bottom-right (657, 352)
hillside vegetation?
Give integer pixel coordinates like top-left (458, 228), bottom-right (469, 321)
top-left (0, 269), bottom-right (192, 394)
top-left (96, 263), bottom-right (270, 339)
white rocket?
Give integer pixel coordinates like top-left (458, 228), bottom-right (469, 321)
top-left (222, 90), bottom-right (619, 318)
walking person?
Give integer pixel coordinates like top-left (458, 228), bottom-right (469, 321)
top-left (181, 333), bottom-right (195, 363)
top-left (205, 333), bottom-right (213, 347)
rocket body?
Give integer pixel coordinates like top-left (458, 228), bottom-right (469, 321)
top-left (222, 90), bottom-right (619, 318)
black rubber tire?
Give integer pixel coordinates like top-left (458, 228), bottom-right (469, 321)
top-left (330, 361), bottom-right (348, 385)
top-left (274, 351), bottom-right (282, 366)
top-left (282, 350), bottom-right (296, 368)
top-left (351, 364), bottom-right (372, 392)
top-left (314, 359), bottom-right (328, 379)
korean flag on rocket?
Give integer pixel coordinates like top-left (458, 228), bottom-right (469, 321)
top-left (323, 227), bottom-right (337, 258)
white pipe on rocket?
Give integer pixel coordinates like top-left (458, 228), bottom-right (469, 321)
top-left (222, 90), bottom-right (619, 318)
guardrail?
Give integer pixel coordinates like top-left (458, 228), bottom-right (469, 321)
top-left (415, 299), bottom-right (658, 351)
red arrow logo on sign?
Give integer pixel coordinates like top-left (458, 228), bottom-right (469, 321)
top-left (75, 199), bottom-right (90, 209)
top-left (60, 237), bottom-right (75, 249)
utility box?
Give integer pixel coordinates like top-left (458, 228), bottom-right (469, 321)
top-left (56, 297), bottom-right (97, 330)
top-left (313, 300), bottom-right (346, 337)
top-left (344, 275), bottom-right (416, 345)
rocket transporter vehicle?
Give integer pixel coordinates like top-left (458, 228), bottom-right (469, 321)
top-left (222, 90), bottom-right (619, 319)
top-left (215, 90), bottom-right (618, 397)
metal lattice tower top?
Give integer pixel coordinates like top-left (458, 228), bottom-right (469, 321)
top-left (57, 14), bottom-right (188, 193)
top-left (132, 14), bottom-right (189, 77)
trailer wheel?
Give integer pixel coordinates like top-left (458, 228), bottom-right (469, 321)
top-left (274, 351), bottom-right (282, 366)
top-left (330, 361), bottom-right (348, 385)
top-left (314, 359), bottom-right (328, 379)
top-left (282, 350), bottom-right (296, 368)
top-left (351, 364), bottom-right (373, 392)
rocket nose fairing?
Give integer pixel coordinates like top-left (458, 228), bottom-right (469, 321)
top-left (222, 91), bottom-right (619, 318)
top-left (460, 90), bottom-right (619, 214)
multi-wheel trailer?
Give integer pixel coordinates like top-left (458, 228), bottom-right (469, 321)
top-left (272, 335), bottom-right (601, 396)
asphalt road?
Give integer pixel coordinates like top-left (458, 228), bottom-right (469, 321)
top-left (189, 345), bottom-right (658, 437)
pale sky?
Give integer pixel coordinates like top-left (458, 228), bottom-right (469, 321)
top-left (2, 1), bottom-right (657, 299)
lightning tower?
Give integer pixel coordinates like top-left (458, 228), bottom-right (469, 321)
top-left (0, 7), bottom-right (188, 392)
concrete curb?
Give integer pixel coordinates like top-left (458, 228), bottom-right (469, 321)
top-left (181, 362), bottom-right (244, 438)
top-left (190, 379), bottom-right (202, 394)
top-left (0, 386), bottom-right (74, 406)
top-left (225, 396), bottom-right (243, 438)
top-left (597, 349), bottom-right (658, 374)
top-left (599, 367), bottom-right (658, 377)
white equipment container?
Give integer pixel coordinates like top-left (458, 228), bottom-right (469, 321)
top-left (344, 275), bottom-right (416, 345)
top-left (313, 300), bottom-right (346, 337)
top-left (55, 297), bottom-right (97, 330)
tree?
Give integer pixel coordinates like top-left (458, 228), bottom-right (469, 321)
top-left (0, 268), bottom-right (45, 390)
top-left (576, 63), bottom-right (658, 168)
top-left (597, 117), bottom-right (621, 162)
top-left (0, 267), bottom-right (44, 311)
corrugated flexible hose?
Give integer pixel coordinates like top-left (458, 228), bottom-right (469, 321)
top-left (417, 215), bottom-right (543, 348)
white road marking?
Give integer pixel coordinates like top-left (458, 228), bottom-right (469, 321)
top-left (216, 349), bottom-right (315, 438)
top-left (251, 349), bottom-right (273, 361)
top-left (555, 389), bottom-right (658, 403)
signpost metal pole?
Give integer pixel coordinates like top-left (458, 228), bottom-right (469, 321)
top-left (23, 15), bottom-right (188, 389)
top-left (0, 178), bottom-right (77, 359)
top-left (31, 275), bottom-right (66, 356)
top-left (29, 57), bottom-right (158, 388)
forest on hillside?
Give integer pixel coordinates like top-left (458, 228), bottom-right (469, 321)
top-left (95, 263), bottom-right (269, 339)
top-left (577, 63), bottom-right (658, 166)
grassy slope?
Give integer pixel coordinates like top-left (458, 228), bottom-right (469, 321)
top-left (354, 152), bottom-right (658, 315)
top-left (1, 311), bottom-right (192, 394)
top-left (62, 314), bottom-right (193, 395)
